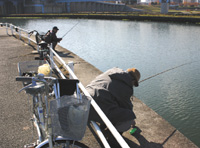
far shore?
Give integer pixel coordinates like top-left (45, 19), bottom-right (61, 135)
top-left (1, 12), bottom-right (200, 24)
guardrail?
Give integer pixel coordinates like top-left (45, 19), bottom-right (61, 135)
top-left (0, 22), bottom-right (130, 148)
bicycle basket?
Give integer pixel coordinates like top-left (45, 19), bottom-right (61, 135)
top-left (50, 95), bottom-right (91, 141)
top-left (18, 60), bottom-right (48, 76)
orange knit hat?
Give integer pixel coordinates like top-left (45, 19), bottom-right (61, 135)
top-left (127, 68), bottom-right (141, 87)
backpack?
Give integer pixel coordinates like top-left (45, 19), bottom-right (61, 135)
top-left (43, 30), bottom-right (52, 44)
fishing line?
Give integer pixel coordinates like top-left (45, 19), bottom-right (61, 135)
top-left (139, 61), bottom-right (198, 83)
top-left (61, 22), bottom-right (79, 38)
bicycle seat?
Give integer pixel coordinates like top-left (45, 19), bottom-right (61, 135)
top-left (25, 82), bottom-right (45, 95)
top-left (39, 41), bottom-right (48, 49)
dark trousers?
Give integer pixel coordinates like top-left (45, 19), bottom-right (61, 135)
top-left (52, 41), bottom-right (57, 51)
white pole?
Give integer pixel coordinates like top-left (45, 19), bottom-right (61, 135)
top-left (37, 45), bottom-right (39, 52)
top-left (6, 23), bottom-right (8, 35)
top-left (91, 121), bottom-right (111, 148)
top-left (19, 29), bottom-right (21, 39)
top-left (68, 61), bottom-right (74, 79)
top-left (28, 32), bottom-right (30, 45)
top-left (50, 43), bottom-right (54, 69)
top-left (48, 56), bottom-right (65, 79)
top-left (11, 25), bottom-right (13, 35)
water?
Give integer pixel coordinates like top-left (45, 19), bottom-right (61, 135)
top-left (1, 18), bottom-right (200, 146)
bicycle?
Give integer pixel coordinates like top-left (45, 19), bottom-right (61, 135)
top-left (29, 30), bottom-right (50, 60)
top-left (38, 41), bottom-right (50, 60)
top-left (16, 61), bottom-right (90, 148)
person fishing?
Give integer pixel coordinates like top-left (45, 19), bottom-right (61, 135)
top-left (44, 23), bottom-right (79, 52)
top-left (86, 67), bottom-right (141, 147)
top-left (44, 26), bottom-right (62, 52)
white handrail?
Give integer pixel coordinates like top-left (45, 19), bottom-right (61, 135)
top-left (91, 121), bottom-right (111, 148)
top-left (48, 45), bottom-right (130, 148)
top-left (3, 23), bottom-right (130, 148)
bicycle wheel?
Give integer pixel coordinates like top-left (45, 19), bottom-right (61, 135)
top-left (40, 140), bottom-right (89, 148)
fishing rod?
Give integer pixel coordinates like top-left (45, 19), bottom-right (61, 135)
top-left (62, 22), bottom-right (79, 38)
top-left (139, 61), bottom-right (197, 83)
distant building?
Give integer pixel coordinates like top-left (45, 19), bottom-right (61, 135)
top-left (136, 0), bottom-right (199, 4)
top-left (0, 0), bottom-right (135, 14)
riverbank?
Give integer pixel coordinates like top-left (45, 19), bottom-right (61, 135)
top-left (1, 12), bottom-right (200, 24)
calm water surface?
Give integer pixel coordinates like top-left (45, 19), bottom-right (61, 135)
top-left (1, 18), bottom-right (200, 146)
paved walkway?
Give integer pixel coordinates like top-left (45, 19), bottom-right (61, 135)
top-left (0, 27), bottom-right (198, 148)
top-left (0, 28), bottom-right (101, 148)
top-left (0, 29), bottom-right (38, 147)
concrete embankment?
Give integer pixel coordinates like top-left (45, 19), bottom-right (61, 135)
top-left (1, 13), bottom-right (200, 24)
top-left (0, 27), bottom-right (198, 148)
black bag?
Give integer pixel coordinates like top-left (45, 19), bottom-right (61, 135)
top-left (43, 30), bottom-right (52, 43)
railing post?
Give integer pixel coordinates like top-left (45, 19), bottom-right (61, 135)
top-left (68, 61), bottom-right (74, 79)
top-left (19, 29), bottom-right (21, 39)
top-left (11, 25), bottom-right (13, 35)
top-left (28, 32), bottom-right (30, 45)
top-left (50, 44), bottom-right (54, 69)
top-left (37, 44), bottom-right (39, 51)
top-left (10, 24), bottom-right (13, 35)
top-left (6, 23), bottom-right (8, 35)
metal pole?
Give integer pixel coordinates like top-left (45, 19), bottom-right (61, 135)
top-left (11, 25), bottom-right (13, 35)
top-left (28, 32), bottom-right (30, 45)
top-left (68, 61), bottom-right (74, 79)
top-left (50, 43), bottom-right (54, 69)
top-left (37, 45), bottom-right (39, 52)
top-left (19, 29), bottom-right (21, 39)
top-left (48, 56), bottom-right (65, 79)
top-left (91, 121), bottom-right (111, 148)
top-left (6, 23), bottom-right (8, 35)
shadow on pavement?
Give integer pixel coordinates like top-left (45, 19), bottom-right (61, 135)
top-left (88, 124), bottom-right (177, 148)
top-left (56, 51), bottom-right (74, 58)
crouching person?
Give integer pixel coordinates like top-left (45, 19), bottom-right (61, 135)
top-left (86, 67), bottom-right (140, 147)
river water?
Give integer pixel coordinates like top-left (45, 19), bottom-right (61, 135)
top-left (1, 18), bottom-right (200, 147)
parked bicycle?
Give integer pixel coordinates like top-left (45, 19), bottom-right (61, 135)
top-left (16, 60), bottom-right (90, 148)
top-left (29, 30), bottom-right (50, 60)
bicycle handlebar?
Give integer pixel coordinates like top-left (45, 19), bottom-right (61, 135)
top-left (16, 76), bottom-right (32, 82)
top-left (16, 75), bottom-right (57, 94)
top-left (16, 76), bottom-right (57, 83)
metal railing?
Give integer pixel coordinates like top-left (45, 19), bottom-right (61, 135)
top-left (1, 23), bottom-right (130, 148)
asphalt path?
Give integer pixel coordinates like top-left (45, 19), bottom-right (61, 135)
top-left (0, 30), bottom-right (38, 147)
top-left (0, 29), bottom-right (101, 148)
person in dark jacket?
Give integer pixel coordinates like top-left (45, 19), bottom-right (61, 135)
top-left (50, 26), bottom-right (62, 51)
top-left (86, 67), bottom-right (140, 134)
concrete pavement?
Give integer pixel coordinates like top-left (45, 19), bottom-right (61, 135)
top-left (0, 29), bottom-right (38, 147)
top-left (0, 28), bottom-right (101, 148)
